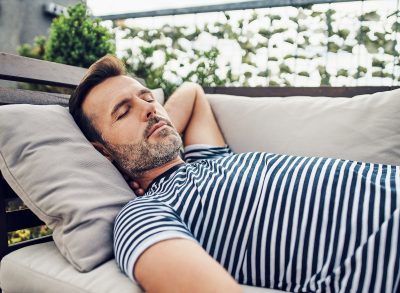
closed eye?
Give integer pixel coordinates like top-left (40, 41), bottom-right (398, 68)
top-left (143, 93), bottom-right (155, 103)
top-left (117, 106), bottom-right (130, 120)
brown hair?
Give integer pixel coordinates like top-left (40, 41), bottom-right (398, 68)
top-left (69, 54), bottom-right (126, 143)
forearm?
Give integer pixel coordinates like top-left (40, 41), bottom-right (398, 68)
top-left (163, 82), bottom-right (203, 135)
top-left (164, 82), bottom-right (226, 147)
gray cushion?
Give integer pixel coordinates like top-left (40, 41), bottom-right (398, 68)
top-left (208, 88), bottom-right (400, 165)
top-left (0, 104), bottom-right (135, 272)
top-left (0, 242), bottom-right (282, 293)
top-left (0, 88), bottom-right (164, 272)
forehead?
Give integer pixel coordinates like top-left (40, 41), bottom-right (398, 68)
top-left (82, 75), bottom-right (144, 120)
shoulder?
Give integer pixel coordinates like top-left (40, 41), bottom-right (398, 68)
top-left (184, 144), bottom-right (234, 163)
top-left (115, 197), bottom-right (170, 222)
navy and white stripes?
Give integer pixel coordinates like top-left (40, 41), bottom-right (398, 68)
top-left (114, 144), bottom-right (400, 292)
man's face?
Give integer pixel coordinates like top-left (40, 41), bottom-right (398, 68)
top-left (82, 75), bottom-right (182, 178)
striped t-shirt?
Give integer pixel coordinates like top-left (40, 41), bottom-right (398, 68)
top-left (114, 144), bottom-right (400, 292)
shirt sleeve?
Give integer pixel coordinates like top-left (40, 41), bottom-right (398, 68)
top-left (113, 197), bottom-right (198, 284)
top-left (183, 144), bottom-right (235, 163)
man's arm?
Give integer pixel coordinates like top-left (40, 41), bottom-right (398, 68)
top-left (164, 82), bottom-right (226, 147)
top-left (135, 238), bottom-right (243, 293)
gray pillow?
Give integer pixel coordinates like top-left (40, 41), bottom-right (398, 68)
top-left (0, 104), bottom-right (135, 272)
top-left (208, 88), bottom-right (400, 165)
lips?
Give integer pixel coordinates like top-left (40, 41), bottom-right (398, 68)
top-left (147, 121), bottom-right (168, 138)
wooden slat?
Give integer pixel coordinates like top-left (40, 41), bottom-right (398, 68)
top-left (203, 86), bottom-right (400, 97)
top-left (0, 87), bottom-right (69, 106)
top-left (0, 52), bottom-right (87, 87)
top-left (6, 209), bottom-right (45, 232)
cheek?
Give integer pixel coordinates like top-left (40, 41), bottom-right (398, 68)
top-left (107, 121), bottom-right (144, 145)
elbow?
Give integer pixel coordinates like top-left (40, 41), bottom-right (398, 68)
top-left (182, 81), bottom-right (203, 94)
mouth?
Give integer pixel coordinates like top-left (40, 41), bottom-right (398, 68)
top-left (147, 121), bottom-right (168, 138)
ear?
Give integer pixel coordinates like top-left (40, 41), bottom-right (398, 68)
top-left (91, 141), bottom-right (113, 162)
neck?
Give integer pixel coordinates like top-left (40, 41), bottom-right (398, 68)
top-left (134, 156), bottom-right (185, 190)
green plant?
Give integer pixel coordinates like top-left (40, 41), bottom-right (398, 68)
top-left (8, 226), bottom-right (53, 245)
top-left (187, 48), bottom-right (225, 87)
top-left (298, 71), bottom-right (310, 77)
top-left (17, 36), bottom-right (47, 60)
top-left (7, 199), bottom-right (53, 246)
top-left (337, 69), bottom-right (349, 77)
top-left (44, 3), bottom-right (115, 67)
top-left (18, 3), bottom-right (115, 68)
top-left (17, 3), bottom-right (115, 94)
top-left (116, 5), bottom-right (396, 90)
top-left (318, 65), bottom-right (331, 86)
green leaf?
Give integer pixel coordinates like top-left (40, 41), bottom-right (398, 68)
top-left (336, 69), bottom-right (349, 77)
top-left (298, 71), bottom-right (310, 77)
top-left (360, 11), bottom-right (380, 22)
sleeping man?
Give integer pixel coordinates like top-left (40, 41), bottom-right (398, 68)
top-left (69, 55), bottom-right (400, 293)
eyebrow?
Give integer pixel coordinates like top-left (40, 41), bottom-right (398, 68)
top-left (110, 89), bottom-right (152, 118)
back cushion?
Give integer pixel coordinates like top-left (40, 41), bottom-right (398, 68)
top-left (0, 105), bottom-right (135, 272)
top-left (0, 88), bottom-right (164, 272)
top-left (207, 88), bottom-right (400, 165)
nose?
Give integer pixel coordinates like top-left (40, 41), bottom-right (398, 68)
top-left (143, 100), bottom-right (157, 121)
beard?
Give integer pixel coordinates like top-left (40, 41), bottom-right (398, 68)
top-left (104, 117), bottom-right (183, 179)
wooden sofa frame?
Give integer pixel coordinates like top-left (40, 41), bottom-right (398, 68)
top-left (0, 52), bottom-right (398, 292)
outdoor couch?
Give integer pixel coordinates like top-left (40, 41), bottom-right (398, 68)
top-left (0, 53), bottom-right (399, 293)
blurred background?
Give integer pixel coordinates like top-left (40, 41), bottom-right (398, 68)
top-left (1, 0), bottom-right (400, 97)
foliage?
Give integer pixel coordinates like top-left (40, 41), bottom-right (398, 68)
top-left (17, 36), bottom-right (47, 60)
top-left (45, 3), bottom-right (115, 67)
top-left (16, 3), bottom-right (115, 94)
top-left (121, 27), bottom-right (234, 96)
top-left (116, 4), bottom-right (399, 92)
top-left (186, 48), bottom-right (226, 86)
top-left (8, 226), bottom-right (53, 245)
top-left (18, 3), bottom-right (115, 68)
top-left (16, 3), bottom-right (400, 93)
top-left (7, 199), bottom-right (53, 245)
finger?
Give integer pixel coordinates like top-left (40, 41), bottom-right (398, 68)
top-left (137, 188), bottom-right (144, 195)
top-left (129, 181), bottom-right (137, 189)
top-left (132, 181), bottom-right (139, 188)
